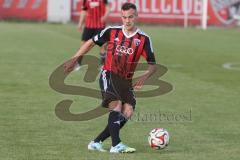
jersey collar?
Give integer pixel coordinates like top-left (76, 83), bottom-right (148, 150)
top-left (122, 25), bottom-right (139, 38)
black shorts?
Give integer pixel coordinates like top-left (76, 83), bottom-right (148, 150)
top-left (82, 27), bottom-right (105, 41)
top-left (99, 70), bottom-right (136, 109)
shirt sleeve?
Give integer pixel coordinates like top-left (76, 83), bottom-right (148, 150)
top-left (81, 0), bottom-right (87, 10)
top-left (142, 36), bottom-right (156, 64)
top-left (92, 27), bottom-right (111, 46)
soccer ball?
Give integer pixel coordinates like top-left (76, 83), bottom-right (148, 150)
top-left (148, 128), bottom-right (170, 150)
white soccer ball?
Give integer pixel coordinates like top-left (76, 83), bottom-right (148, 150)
top-left (148, 128), bottom-right (170, 150)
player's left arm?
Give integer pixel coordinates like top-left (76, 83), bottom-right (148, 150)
top-left (133, 37), bottom-right (157, 90)
top-left (101, 1), bottom-right (111, 23)
top-left (133, 64), bottom-right (157, 90)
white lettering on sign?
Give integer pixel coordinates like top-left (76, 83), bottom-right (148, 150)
top-left (152, 0), bottom-right (159, 13)
top-left (2, 0), bottom-right (43, 9)
top-left (17, 0), bottom-right (28, 9)
top-left (194, 0), bottom-right (203, 14)
top-left (134, 0), bottom-right (140, 12)
top-left (182, 0), bottom-right (191, 14)
top-left (3, 0), bottom-right (13, 8)
top-left (161, 0), bottom-right (171, 14)
top-left (172, 0), bottom-right (181, 14)
top-left (142, 0), bottom-right (149, 13)
top-left (110, 0), bottom-right (203, 16)
top-left (32, 0), bottom-right (42, 9)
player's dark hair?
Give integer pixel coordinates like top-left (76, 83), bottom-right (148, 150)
top-left (121, 2), bottom-right (137, 11)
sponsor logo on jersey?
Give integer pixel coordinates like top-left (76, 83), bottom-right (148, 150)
top-left (115, 45), bottom-right (134, 56)
top-left (89, 1), bottom-right (100, 8)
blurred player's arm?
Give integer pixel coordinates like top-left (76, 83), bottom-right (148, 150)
top-left (78, 10), bottom-right (86, 32)
top-left (78, 0), bottom-right (88, 32)
top-left (101, 4), bottom-right (111, 23)
top-left (64, 39), bottom-right (95, 73)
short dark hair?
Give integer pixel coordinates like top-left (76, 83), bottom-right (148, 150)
top-left (121, 2), bottom-right (137, 11)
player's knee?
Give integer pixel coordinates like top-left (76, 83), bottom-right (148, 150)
top-left (108, 100), bottom-right (122, 112)
top-left (122, 105), bottom-right (134, 119)
top-left (123, 109), bottom-right (133, 119)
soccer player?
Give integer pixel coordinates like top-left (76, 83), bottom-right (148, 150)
top-left (64, 2), bottom-right (156, 153)
top-left (77, 0), bottom-right (110, 65)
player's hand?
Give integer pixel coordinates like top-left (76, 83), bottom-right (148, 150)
top-left (133, 75), bottom-right (148, 90)
top-left (77, 24), bottom-right (83, 32)
top-left (64, 57), bottom-right (78, 73)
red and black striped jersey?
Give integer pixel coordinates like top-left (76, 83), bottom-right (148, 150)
top-left (93, 26), bottom-right (156, 80)
top-left (82, 0), bottom-right (108, 29)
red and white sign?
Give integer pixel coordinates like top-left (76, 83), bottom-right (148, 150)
top-left (72, 0), bottom-right (240, 26)
top-left (108, 0), bottom-right (204, 25)
top-left (0, 0), bottom-right (47, 21)
top-left (1, 0), bottom-right (240, 25)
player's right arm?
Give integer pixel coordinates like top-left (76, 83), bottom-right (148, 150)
top-left (64, 39), bottom-right (95, 73)
top-left (64, 27), bottom-right (111, 73)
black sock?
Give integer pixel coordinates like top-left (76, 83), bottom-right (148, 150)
top-left (94, 125), bottom-right (109, 143)
top-left (94, 115), bottom-right (127, 143)
top-left (108, 111), bottom-right (128, 147)
top-left (109, 111), bottom-right (121, 146)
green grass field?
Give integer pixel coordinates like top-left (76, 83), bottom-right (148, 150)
top-left (0, 22), bottom-right (240, 160)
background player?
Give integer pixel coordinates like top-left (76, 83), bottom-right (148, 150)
top-left (77, 0), bottom-right (110, 66)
